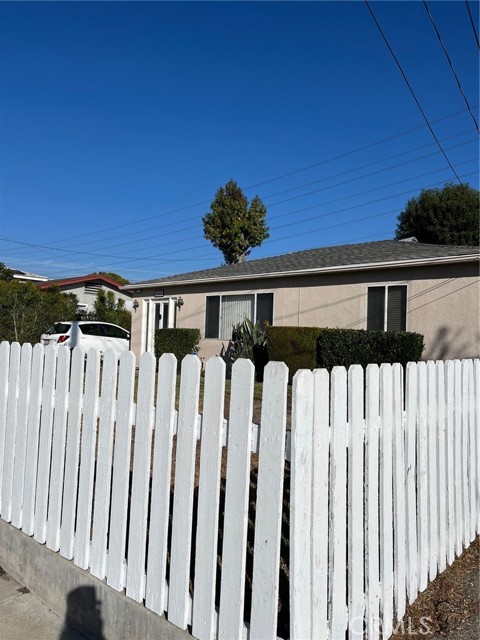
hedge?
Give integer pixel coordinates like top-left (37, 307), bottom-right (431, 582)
top-left (154, 328), bottom-right (200, 367)
top-left (266, 326), bottom-right (425, 380)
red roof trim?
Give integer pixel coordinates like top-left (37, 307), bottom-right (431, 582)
top-left (38, 274), bottom-right (125, 290)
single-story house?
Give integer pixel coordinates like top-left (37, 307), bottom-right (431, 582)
top-left (123, 239), bottom-right (480, 363)
top-left (38, 274), bottom-right (133, 313)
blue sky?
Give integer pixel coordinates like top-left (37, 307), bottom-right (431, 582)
top-left (0, 1), bottom-right (478, 283)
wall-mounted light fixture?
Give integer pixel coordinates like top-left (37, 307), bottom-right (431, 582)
top-left (176, 296), bottom-right (184, 309)
top-left (132, 299), bottom-right (139, 312)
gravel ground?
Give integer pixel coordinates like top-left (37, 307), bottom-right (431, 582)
top-left (392, 536), bottom-right (479, 640)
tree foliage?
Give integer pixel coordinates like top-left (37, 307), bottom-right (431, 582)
top-left (0, 282), bottom-right (78, 344)
top-left (0, 262), bottom-right (14, 281)
top-left (81, 290), bottom-right (132, 330)
top-left (395, 183), bottom-right (479, 246)
top-left (97, 271), bottom-right (130, 284)
top-left (202, 179), bottom-right (269, 264)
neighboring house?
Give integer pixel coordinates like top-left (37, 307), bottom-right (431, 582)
top-left (123, 239), bottom-right (480, 363)
top-left (11, 269), bottom-right (49, 283)
top-left (38, 274), bottom-right (133, 313)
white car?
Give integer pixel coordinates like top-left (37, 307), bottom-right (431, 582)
top-left (40, 321), bottom-right (131, 356)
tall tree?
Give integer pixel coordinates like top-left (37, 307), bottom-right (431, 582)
top-left (395, 183), bottom-right (479, 246)
top-left (203, 179), bottom-right (269, 264)
top-left (0, 262), bottom-right (14, 281)
top-left (97, 271), bottom-right (130, 284)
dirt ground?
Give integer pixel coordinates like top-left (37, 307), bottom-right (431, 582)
top-left (391, 536), bottom-right (479, 639)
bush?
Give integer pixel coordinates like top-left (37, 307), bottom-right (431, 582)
top-left (266, 325), bottom-right (425, 379)
top-left (229, 318), bottom-right (269, 380)
top-left (266, 326), bottom-right (319, 381)
top-left (154, 328), bottom-right (200, 367)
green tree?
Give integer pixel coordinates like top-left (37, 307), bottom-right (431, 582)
top-left (0, 282), bottom-right (78, 344)
top-left (90, 290), bottom-right (132, 330)
top-left (203, 179), bottom-right (269, 264)
top-left (0, 262), bottom-right (14, 281)
top-left (395, 183), bottom-right (479, 246)
top-left (97, 271), bottom-right (130, 284)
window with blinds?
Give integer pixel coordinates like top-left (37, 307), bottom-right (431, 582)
top-left (205, 293), bottom-right (274, 339)
top-left (367, 285), bottom-right (407, 331)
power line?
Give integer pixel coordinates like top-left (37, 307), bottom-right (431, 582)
top-left (465, 0), bottom-right (480, 49)
top-left (423, 1), bottom-right (479, 132)
top-left (364, 0), bottom-right (464, 184)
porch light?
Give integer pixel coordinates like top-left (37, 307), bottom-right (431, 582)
top-left (176, 297), bottom-right (184, 309)
top-left (132, 299), bottom-right (139, 312)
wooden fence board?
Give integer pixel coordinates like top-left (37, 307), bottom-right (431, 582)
top-left (90, 350), bottom-right (118, 580)
top-left (461, 361), bottom-right (470, 548)
top-left (145, 354), bottom-right (177, 616)
top-left (444, 361), bottom-right (456, 565)
top-left (11, 343), bottom-right (32, 528)
top-left (218, 359), bottom-right (255, 640)
top-left (192, 357), bottom-right (226, 640)
top-left (392, 363), bottom-right (406, 622)
top-left (405, 362), bottom-right (418, 602)
top-left (1, 342), bottom-right (21, 521)
top-left (436, 361), bottom-right (447, 573)
top-left (0, 342), bottom-right (11, 510)
top-left (467, 361), bottom-right (476, 543)
top-left (417, 362), bottom-right (429, 590)
top-left (427, 361), bottom-right (438, 581)
top-left (250, 361), bottom-right (288, 640)
top-left (168, 355), bottom-right (202, 629)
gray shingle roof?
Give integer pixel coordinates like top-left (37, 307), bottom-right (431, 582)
top-left (129, 239), bottom-right (479, 287)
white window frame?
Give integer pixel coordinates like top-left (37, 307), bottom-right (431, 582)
top-left (365, 283), bottom-right (408, 331)
top-left (143, 297), bottom-right (177, 354)
top-left (205, 292), bottom-right (274, 340)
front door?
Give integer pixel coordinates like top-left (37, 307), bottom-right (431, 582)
top-left (145, 299), bottom-right (177, 354)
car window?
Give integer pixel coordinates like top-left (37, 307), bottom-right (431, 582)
top-left (104, 325), bottom-right (129, 339)
top-left (46, 323), bottom-right (71, 335)
top-left (79, 324), bottom-right (105, 337)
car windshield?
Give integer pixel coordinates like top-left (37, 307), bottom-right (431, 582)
top-left (46, 323), bottom-right (71, 335)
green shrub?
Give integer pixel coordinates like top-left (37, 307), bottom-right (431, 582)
top-left (229, 318), bottom-right (269, 380)
top-left (266, 325), bottom-right (425, 379)
top-left (154, 328), bottom-right (200, 367)
top-left (316, 328), bottom-right (425, 370)
top-left (266, 326), bottom-right (319, 381)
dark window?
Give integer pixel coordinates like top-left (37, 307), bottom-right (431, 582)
top-left (256, 293), bottom-right (274, 326)
top-left (205, 296), bottom-right (220, 338)
top-left (79, 323), bottom-right (105, 336)
top-left (367, 285), bottom-right (407, 331)
top-left (367, 287), bottom-right (385, 330)
top-left (47, 323), bottom-right (71, 335)
top-left (104, 325), bottom-right (129, 339)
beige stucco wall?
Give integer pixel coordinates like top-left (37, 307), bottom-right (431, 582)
top-left (130, 260), bottom-right (479, 363)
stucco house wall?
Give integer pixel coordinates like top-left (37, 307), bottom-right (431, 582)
top-left (128, 260), bottom-right (479, 363)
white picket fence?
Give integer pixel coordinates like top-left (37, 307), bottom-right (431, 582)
top-left (0, 341), bottom-right (478, 640)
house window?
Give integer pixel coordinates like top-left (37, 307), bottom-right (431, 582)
top-left (85, 283), bottom-right (101, 295)
top-left (205, 293), bottom-right (273, 339)
top-left (367, 285), bottom-right (407, 331)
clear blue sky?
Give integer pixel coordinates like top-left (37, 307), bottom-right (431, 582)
top-left (0, 1), bottom-right (478, 282)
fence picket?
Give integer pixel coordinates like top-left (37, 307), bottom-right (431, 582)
top-left (417, 361), bottom-right (429, 590)
top-left (405, 363), bottom-right (418, 602)
top-left (379, 363), bottom-right (394, 639)
top-left (348, 365), bottom-right (365, 640)
top-left (33, 345), bottom-right (57, 543)
top-left (250, 361), bottom-right (288, 640)
top-left (365, 364), bottom-right (380, 640)
top-left (0, 342), bottom-right (11, 510)
top-left (90, 350), bottom-right (119, 580)
top-left (145, 353), bottom-right (177, 616)
top-left (392, 363), bottom-right (406, 622)
top-left (74, 349), bottom-right (101, 569)
top-left (1, 342), bottom-right (21, 521)
top-left (21, 345), bottom-right (44, 537)
top-left (191, 357), bottom-right (226, 640)
top-left (59, 347), bottom-right (85, 559)
top-left (11, 344), bottom-right (32, 528)
top-left (461, 361), bottom-right (470, 547)
top-left (106, 351), bottom-right (136, 591)
top-left (475, 360), bottom-right (480, 532)
top-left (444, 361), bottom-right (456, 565)
top-left (311, 368), bottom-right (330, 640)
top-left (467, 361), bottom-right (476, 542)
top-left (329, 366), bottom-right (348, 640)
top-left (453, 360), bottom-right (463, 556)
top-left (168, 354), bottom-right (202, 629)
top-left (126, 352), bottom-right (156, 602)
top-left (218, 359), bottom-right (255, 640)
top-left (427, 361), bottom-right (438, 581)
top-left (46, 347), bottom-right (71, 551)
top-left (436, 361), bottom-right (447, 573)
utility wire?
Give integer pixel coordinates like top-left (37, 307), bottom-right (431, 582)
top-left (364, 0), bottom-right (464, 184)
top-left (423, 1), bottom-right (479, 132)
top-left (465, 0), bottom-right (480, 49)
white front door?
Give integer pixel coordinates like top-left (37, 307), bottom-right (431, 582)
top-left (144, 299), bottom-right (177, 354)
